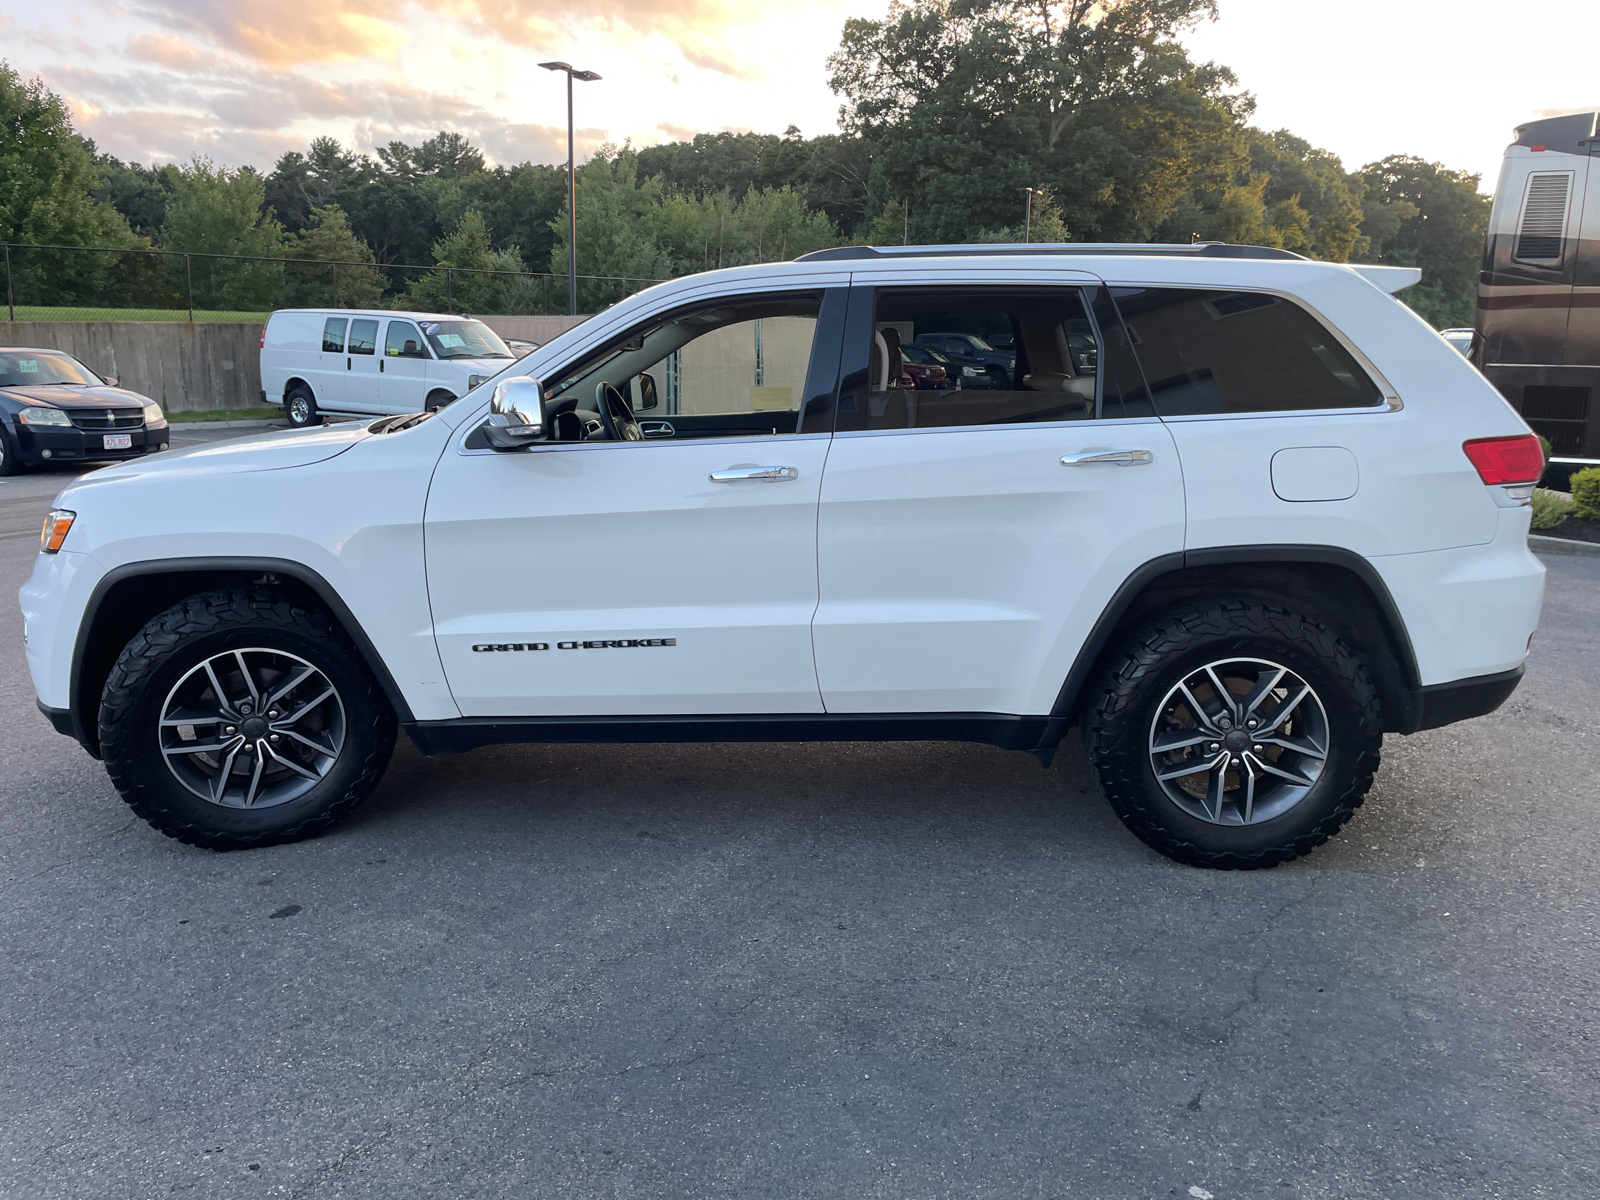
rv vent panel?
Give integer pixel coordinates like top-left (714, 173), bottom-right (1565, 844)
top-left (1514, 173), bottom-right (1572, 262)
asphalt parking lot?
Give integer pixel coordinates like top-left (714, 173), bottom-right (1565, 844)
top-left (1, 431), bottom-right (1597, 1199)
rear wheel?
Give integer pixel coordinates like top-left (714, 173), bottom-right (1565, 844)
top-left (99, 589), bottom-right (397, 850)
top-left (425, 389), bottom-right (456, 413)
top-left (285, 385), bottom-right (320, 428)
top-left (1081, 598), bottom-right (1382, 869)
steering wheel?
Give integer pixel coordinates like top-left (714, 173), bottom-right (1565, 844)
top-left (595, 383), bottom-right (643, 442)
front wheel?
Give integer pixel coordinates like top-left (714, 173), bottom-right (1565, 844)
top-left (0, 424), bottom-right (23, 476)
top-left (1081, 599), bottom-right (1382, 869)
top-left (99, 589), bottom-right (397, 850)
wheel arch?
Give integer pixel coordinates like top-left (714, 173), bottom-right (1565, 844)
top-left (68, 557), bottom-right (414, 759)
top-left (1038, 545), bottom-right (1424, 755)
top-left (283, 377), bottom-right (313, 401)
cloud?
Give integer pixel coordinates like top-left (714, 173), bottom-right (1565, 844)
top-left (125, 33), bottom-right (214, 70)
top-left (132, 0), bottom-right (759, 76)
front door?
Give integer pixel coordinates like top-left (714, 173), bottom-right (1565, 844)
top-left (424, 287), bottom-right (844, 717)
top-left (812, 279), bottom-right (1187, 716)
top-left (380, 320), bottom-right (430, 413)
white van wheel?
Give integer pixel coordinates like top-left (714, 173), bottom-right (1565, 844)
top-left (285, 386), bottom-right (320, 428)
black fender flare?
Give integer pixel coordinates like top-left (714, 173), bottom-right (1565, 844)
top-left (66, 556), bottom-right (415, 756)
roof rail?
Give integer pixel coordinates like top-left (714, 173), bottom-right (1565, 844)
top-left (795, 242), bottom-right (1309, 263)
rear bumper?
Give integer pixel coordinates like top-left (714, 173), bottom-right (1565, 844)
top-left (1401, 666), bottom-right (1524, 734)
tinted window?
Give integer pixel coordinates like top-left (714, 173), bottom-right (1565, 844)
top-left (837, 289), bottom-right (1098, 432)
top-left (1112, 288), bottom-right (1383, 414)
top-left (385, 321), bottom-right (427, 358)
top-left (321, 317), bottom-right (347, 353)
top-left (348, 319), bottom-right (378, 356)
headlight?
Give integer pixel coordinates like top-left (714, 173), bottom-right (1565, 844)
top-left (962, 366), bottom-right (982, 377)
top-left (468, 375), bottom-right (489, 392)
top-left (142, 401), bottom-right (165, 426)
top-left (40, 510), bottom-right (75, 554)
top-left (1007, 358), bottom-right (1016, 369)
top-left (18, 407), bottom-right (71, 426)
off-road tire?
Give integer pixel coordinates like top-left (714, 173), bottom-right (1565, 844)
top-left (1082, 598), bottom-right (1382, 870)
top-left (99, 588), bottom-right (397, 850)
top-left (285, 385), bottom-right (320, 428)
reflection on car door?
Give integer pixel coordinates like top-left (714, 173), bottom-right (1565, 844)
top-left (811, 278), bottom-right (1187, 716)
top-left (380, 320), bottom-right (430, 413)
top-left (424, 436), bottom-right (832, 716)
top-left (344, 318), bottom-right (381, 413)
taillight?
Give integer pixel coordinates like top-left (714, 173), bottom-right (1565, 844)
top-left (1462, 435), bottom-right (1544, 485)
top-left (260, 328), bottom-right (266, 349)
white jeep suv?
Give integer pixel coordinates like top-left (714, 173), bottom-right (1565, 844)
top-left (19, 245), bottom-right (1546, 868)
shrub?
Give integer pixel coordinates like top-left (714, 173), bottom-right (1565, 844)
top-left (1530, 488), bottom-right (1572, 530)
top-left (1571, 467), bottom-right (1600, 521)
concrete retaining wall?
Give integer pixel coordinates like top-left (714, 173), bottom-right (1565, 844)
top-left (2, 322), bottom-right (270, 413)
top-left (5, 314), bottom-right (597, 412)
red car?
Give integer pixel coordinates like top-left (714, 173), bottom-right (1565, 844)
top-left (898, 343), bottom-right (953, 390)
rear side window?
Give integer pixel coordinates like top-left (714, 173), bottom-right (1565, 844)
top-left (322, 317), bottom-right (347, 353)
top-left (838, 288), bottom-right (1100, 432)
top-left (1112, 288), bottom-right (1384, 414)
top-left (348, 319), bottom-right (378, 356)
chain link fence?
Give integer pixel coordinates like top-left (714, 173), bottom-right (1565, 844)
top-left (1, 243), bottom-right (667, 323)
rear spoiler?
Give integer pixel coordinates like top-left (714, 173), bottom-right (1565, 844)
top-left (1349, 265), bottom-right (1422, 293)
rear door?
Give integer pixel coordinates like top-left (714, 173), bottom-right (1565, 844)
top-left (315, 315), bottom-right (347, 410)
top-left (811, 272), bottom-right (1186, 716)
top-left (343, 318), bottom-right (381, 414)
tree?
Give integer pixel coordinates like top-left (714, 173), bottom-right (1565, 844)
top-left (406, 209), bottom-right (532, 314)
top-left (0, 63), bottom-right (133, 305)
top-left (284, 206), bottom-right (386, 307)
top-left (158, 157), bottom-right (286, 310)
top-left (1358, 156), bottom-right (1489, 328)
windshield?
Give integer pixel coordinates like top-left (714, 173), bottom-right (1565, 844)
top-left (964, 334), bottom-right (996, 351)
top-left (0, 351), bottom-right (101, 387)
top-left (418, 320), bottom-right (514, 360)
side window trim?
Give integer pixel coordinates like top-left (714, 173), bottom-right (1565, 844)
top-left (1107, 283), bottom-right (1402, 418)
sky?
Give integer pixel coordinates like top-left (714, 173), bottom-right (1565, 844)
top-left (2, 0), bottom-right (1595, 194)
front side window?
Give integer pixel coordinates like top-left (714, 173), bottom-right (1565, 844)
top-left (348, 319), bottom-right (378, 356)
top-left (385, 321), bottom-right (428, 359)
top-left (0, 351), bottom-right (99, 387)
top-left (1111, 288), bottom-right (1384, 414)
top-left (838, 288), bottom-right (1100, 432)
top-left (541, 293), bottom-right (826, 437)
top-left (419, 320), bottom-right (513, 361)
top-left (322, 317), bottom-right (347, 353)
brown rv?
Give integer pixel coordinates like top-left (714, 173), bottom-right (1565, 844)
top-left (1474, 110), bottom-right (1600, 471)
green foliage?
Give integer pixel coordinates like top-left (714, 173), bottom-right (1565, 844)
top-left (1569, 468), bottom-right (1600, 522)
top-left (285, 206), bottom-right (385, 308)
top-left (0, 62), bottom-right (134, 303)
top-left (158, 157), bottom-right (286, 309)
top-left (1530, 488), bottom-right (1573, 531)
top-left (1358, 155), bottom-right (1489, 329)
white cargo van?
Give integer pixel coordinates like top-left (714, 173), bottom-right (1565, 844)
top-left (259, 309), bottom-right (518, 427)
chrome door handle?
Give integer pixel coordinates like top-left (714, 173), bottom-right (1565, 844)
top-left (1060, 449), bottom-right (1153, 466)
top-left (709, 466), bottom-right (799, 483)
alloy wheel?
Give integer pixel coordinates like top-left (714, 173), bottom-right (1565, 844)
top-left (158, 647), bottom-right (346, 809)
top-left (1147, 657), bottom-right (1329, 826)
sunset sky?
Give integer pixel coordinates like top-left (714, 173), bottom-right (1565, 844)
top-left (3, 0), bottom-right (1595, 193)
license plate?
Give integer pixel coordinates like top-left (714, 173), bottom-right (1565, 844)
top-left (103, 433), bottom-right (132, 450)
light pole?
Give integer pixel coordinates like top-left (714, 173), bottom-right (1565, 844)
top-left (539, 61), bottom-right (601, 315)
top-left (1017, 187), bottom-right (1035, 244)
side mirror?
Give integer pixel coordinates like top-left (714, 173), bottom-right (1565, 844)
top-left (103, 375), bottom-right (119, 387)
top-left (634, 372), bottom-right (659, 411)
top-left (482, 376), bottom-right (546, 451)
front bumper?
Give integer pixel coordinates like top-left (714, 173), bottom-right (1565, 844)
top-left (13, 422), bottom-right (169, 466)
